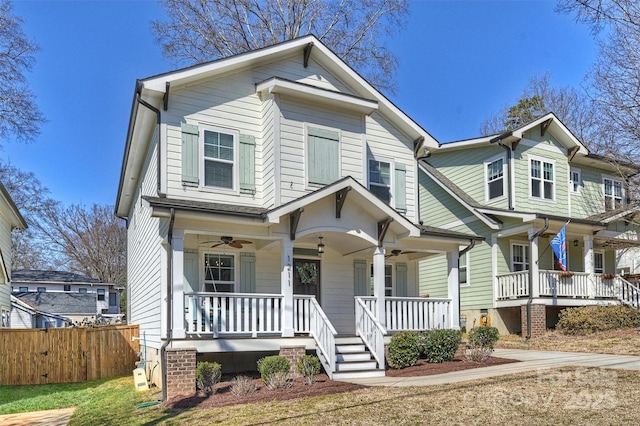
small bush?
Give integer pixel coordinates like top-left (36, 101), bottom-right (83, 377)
top-left (195, 361), bottom-right (222, 396)
top-left (465, 346), bottom-right (493, 363)
top-left (230, 375), bottom-right (258, 396)
top-left (257, 355), bottom-right (290, 382)
top-left (387, 331), bottom-right (421, 369)
top-left (468, 326), bottom-right (500, 349)
top-left (297, 355), bottom-right (321, 385)
top-left (557, 305), bottom-right (640, 335)
top-left (264, 371), bottom-right (292, 391)
top-left (422, 329), bottom-right (462, 363)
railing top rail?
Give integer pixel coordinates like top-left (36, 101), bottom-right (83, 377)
top-left (496, 271), bottom-right (529, 277)
top-left (293, 294), bottom-right (316, 300)
top-left (355, 298), bottom-right (387, 334)
top-left (355, 296), bottom-right (376, 300)
top-left (309, 297), bottom-right (338, 335)
top-left (619, 276), bottom-right (640, 291)
top-left (386, 297), bottom-right (452, 302)
top-left (184, 292), bottom-right (283, 298)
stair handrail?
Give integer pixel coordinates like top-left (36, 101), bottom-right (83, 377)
top-left (355, 297), bottom-right (387, 369)
top-left (307, 297), bottom-right (338, 377)
top-left (616, 276), bottom-right (640, 309)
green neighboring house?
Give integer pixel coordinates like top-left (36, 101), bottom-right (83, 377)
top-left (418, 112), bottom-right (640, 336)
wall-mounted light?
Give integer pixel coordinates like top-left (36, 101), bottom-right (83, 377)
top-left (317, 236), bottom-right (325, 255)
top-left (573, 240), bottom-right (579, 247)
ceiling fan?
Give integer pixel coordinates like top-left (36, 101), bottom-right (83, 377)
top-left (205, 236), bottom-right (253, 249)
top-left (385, 249), bottom-right (417, 258)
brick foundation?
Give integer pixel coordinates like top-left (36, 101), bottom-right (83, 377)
top-left (521, 304), bottom-right (546, 337)
top-left (279, 345), bottom-right (306, 378)
top-left (165, 348), bottom-right (196, 399)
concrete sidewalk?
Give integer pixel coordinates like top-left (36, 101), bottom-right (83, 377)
top-left (337, 349), bottom-right (640, 387)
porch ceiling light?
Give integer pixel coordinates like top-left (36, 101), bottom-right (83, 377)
top-left (317, 236), bottom-right (325, 255)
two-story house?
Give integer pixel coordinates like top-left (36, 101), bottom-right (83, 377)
top-left (0, 181), bottom-right (27, 327)
top-left (116, 35), bottom-right (480, 396)
top-left (419, 113), bottom-right (640, 337)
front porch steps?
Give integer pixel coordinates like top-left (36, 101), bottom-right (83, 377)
top-left (331, 336), bottom-right (386, 380)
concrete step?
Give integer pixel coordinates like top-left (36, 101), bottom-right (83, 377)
top-left (332, 369), bottom-right (386, 380)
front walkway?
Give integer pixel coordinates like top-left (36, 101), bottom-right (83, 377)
top-left (337, 349), bottom-right (640, 387)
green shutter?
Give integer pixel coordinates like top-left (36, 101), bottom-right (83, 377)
top-left (181, 123), bottom-right (199, 187)
top-left (308, 127), bottom-right (339, 186)
top-left (396, 263), bottom-right (408, 297)
top-left (183, 251), bottom-right (200, 293)
top-left (394, 163), bottom-right (407, 214)
top-left (240, 253), bottom-right (256, 293)
top-left (354, 260), bottom-right (368, 296)
top-left (239, 134), bottom-right (256, 194)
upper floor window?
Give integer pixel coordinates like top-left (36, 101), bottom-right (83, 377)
top-left (19, 286), bottom-right (28, 292)
top-left (37, 287), bottom-right (46, 293)
top-left (97, 289), bottom-right (105, 301)
top-left (570, 168), bottom-right (582, 194)
top-left (204, 253), bottom-right (235, 292)
top-left (485, 157), bottom-right (504, 201)
top-left (202, 129), bottom-right (236, 190)
top-left (459, 252), bottom-right (469, 286)
top-left (603, 177), bottom-right (624, 211)
top-left (530, 157), bottom-right (554, 200)
top-left (369, 159), bottom-right (392, 204)
top-left (79, 288), bottom-right (87, 294)
top-left (63, 285), bottom-right (71, 292)
top-left (511, 243), bottom-right (529, 272)
top-left (307, 126), bottom-right (339, 187)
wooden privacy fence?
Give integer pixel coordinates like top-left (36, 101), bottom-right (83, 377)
top-left (0, 325), bottom-right (139, 385)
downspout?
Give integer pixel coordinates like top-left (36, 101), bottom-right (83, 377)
top-left (160, 207), bottom-right (176, 401)
top-left (526, 217), bottom-right (548, 339)
top-left (135, 82), bottom-right (165, 198)
top-left (458, 239), bottom-right (476, 326)
top-left (490, 135), bottom-right (514, 211)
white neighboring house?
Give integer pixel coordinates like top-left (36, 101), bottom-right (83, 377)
top-left (10, 294), bottom-right (70, 329)
top-left (11, 270), bottom-right (122, 316)
top-left (116, 35), bottom-right (480, 393)
top-left (0, 181), bottom-right (27, 328)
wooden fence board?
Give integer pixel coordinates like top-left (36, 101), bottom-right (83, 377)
top-left (0, 325), bottom-right (139, 385)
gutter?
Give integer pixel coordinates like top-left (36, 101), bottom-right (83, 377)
top-left (526, 217), bottom-right (548, 340)
top-left (160, 207), bottom-right (176, 401)
top-left (490, 133), bottom-right (515, 211)
top-left (134, 81), bottom-right (165, 198)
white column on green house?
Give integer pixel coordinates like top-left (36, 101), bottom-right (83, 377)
top-left (172, 229), bottom-right (186, 339)
top-left (584, 235), bottom-right (595, 298)
top-left (447, 250), bottom-right (460, 329)
top-left (281, 238), bottom-right (294, 337)
top-left (373, 246), bottom-right (386, 328)
top-left (528, 228), bottom-right (540, 298)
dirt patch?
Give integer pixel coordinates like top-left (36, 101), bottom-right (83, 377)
top-left (166, 355), bottom-right (518, 409)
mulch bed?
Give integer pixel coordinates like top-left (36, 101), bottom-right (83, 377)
top-left (165, 355), bottom-right (519, 409)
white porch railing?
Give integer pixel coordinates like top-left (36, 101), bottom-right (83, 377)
top-left (355, 298), bottom-right (386, 369)
top-left (293, 295), bottom-right (337, 377)
top-left (496, 271), bottom-right (529, 299)
top-left (357, 296), bottom-right (452, 331)
top-left (618, 277), bottom-right (640, 309)
top-left (539, 271), bottom-right (590, 297)
top-left (185, 292), bottom-right (283, 337)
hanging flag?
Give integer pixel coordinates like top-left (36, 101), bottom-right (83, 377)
top-left (550, 226), bottom-right (567, 271)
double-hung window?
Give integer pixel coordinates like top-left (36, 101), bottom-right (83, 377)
top-left (204, 253), bottom-right (235, 292)
top-left (570, 168), bottom-right (582, 194)
top-left (511, 243), bottom-right (529, 272)
top-left (369, 264), bottom-right (393, 296)
top-left (530, 157), bottom-right (554, 200)
top-left (486, 157), bottom-right (504, 201)
top-left (594, 252), bottom-right (605, 274)
top-left (603, 177), bottom-right (624, 211)
top-left (459, 252), bottom-right (469, 286)
top-left (369, 159), bottom-right (392, 204)
top-left (202, 128), bottom-right (236, 190)
top-left (97, 289), bottom-right (105, 301)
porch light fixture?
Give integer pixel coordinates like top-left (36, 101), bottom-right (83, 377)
top-left (317, 237), bottom-right (325, 255)
top-left (573, 239), bottom-right (579, 247)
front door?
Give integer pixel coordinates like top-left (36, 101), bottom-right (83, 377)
top-left (293, 259), bottom-right (321, 302)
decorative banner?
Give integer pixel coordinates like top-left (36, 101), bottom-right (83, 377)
top-left (550, 226), bottom-right (567, 271)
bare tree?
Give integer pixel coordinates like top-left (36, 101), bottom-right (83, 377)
top-left (152, 0), bottom-right (409, 93)
top-left (0, 0), bottom-right (45, 144)
top-left (37, 204), bottom-right (127, 285)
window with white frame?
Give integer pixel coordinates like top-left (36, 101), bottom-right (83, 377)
top-left (97, 289), bottom-right (105, 301)
top-left (570, 168), bottom-right (582, 194)
top-left (594, 251), bottom-right (605, 274)
top-left (459, 252), bottom-right (469, 286)
top-left (530, 157), bottom-right (554, 200)
top-left (204, 253), bottom-right (235, 292)
top-left (511, 243), bottom-right (529, 272)
top-left (603, 177), bottom-right (624, 211)
top-left (370, 264), bottom-right (393, 297)
top-left (109, 292), bottom-right (117, 306)
top-left (368, 158), bottom-right (392, 204)
top-left (486, 157), bottom-right (504, 201)
top-left (19, 286), bottom-right (28, 292)
top-left (79, 288), bottom-right (87, 294)
top-left (202, 128), bottom-right (236, 189)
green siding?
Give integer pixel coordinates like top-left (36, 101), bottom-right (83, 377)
top-left (418, 171), bottom-right (473, 228)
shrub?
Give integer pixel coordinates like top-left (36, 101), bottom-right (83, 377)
top-left (387, 331), bottom-right (421, 369)
top-left (257, 355), bottom-right (290, 382)
top-left (557, 305), bottom-right (640, 335)
top-left (465, 346), bottom-right (493, 363)
top-left (230, 375), bottom-right (258, 396)
top-left (296, 355), bottom-right (321, 385)
top-left (468, 326), bottom-right (500, 349)
top-left (422, 329), bottom-right (462, 363)
top-left (195, 361), bottom-right (222, 396)
top-left (264, 371), bottom-right (292, 391)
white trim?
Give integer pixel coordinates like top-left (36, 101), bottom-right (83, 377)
top-left (440, 215), bottom-right (480, 230)
top-left (198, 124), bottom-right (240, 193)
top-left (594, 250), bottom-right (605, 274)
top-left (510, 240), bottom-right (530, 272)
top-left (602, 175), bottom-right (625, 211)
top-left (367, 261), bottom-right (394, 297)
top-left (484, 154), bottom-right (507, 203)
top-left (528, 155), bottom-right (556, 202)
top-left (459, 251), bottom-right (470, 287)
top-left (273, 94), bottom-right (282, 206)
top-left (200, 251), bottom-right (238, 293)
top-left (367, 155), bottom-right (395, 209)
top-left (159, 123), bottom-right (168, 196)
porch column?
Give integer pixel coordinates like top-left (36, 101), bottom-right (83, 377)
top-left (584, 235), bottom-right (595, 298)
top-left (172, 229), bottom-right (186, 339)
top-left (373, 246), bottom-right (386, 328)
top-left (281, 238), bottom-right (294, 337)
top-left (528, 229), bottom-right (540, 298)
top-left (447, 250), bottom-right (460, 330)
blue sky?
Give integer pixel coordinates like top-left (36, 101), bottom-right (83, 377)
top-left (3, 0), bottom-right (596, 207)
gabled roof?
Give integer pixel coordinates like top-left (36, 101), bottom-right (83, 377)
top-left (116, 35), bottom-right (438, 218)
top-left (12, 270), bottom-right (113, 286)
top-left (10, 295), bottom-right (70, 322)
top-left (15, 292), bottom-right (97, 316)
top-left (0, 180), bottom-right (27, 230)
